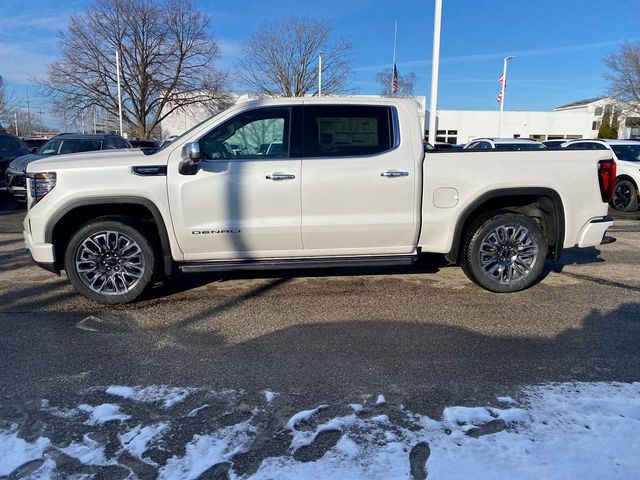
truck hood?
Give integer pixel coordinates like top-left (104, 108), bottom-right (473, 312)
top-left (25, 149), bottom-right (159, 173)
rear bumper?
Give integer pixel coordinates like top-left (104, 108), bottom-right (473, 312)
top-left (576, 216), bottom-right (614, 248)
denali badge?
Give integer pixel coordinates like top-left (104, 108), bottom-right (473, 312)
top-left (192, 229), bottom-right (241, 234)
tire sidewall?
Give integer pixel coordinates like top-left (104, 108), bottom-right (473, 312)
top-left (65, 219), bottom-right (155, 304)
top-left (464, 213), bottom-right (548, 293)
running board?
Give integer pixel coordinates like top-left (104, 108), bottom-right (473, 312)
top-left (179, 255), bottom-right (417, 273)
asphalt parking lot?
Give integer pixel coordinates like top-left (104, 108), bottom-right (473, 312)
top-left (1, 189), bottom-right (639, 478)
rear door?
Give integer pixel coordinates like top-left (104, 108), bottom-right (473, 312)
top-left (300, 104), bottom-right (417, 255)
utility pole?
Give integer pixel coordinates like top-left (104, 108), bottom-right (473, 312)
top-left (38, 107), bottom-right (44, 137)
top-left (428, 0), bottom-right (443, 146)
top-left (498, 56), bottom-right (514, 137)
top-left (25, 88), bottom-right (32, 137)
top-left (14, 112), bottom-right (19, 137)
top-left (391, 20), bottom-right (397, 96)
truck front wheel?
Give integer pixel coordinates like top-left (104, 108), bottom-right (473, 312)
top-left (64, 218), bottom-right (156, 304)
top-left (461, 212), bottom-right (548, 293)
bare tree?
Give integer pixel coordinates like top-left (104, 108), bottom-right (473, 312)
top-left (375, 68), bottom-right (418, 97)
top-left (604, 40), bottom-right (640, 115)
top-left (236, 17), bottom-right (353, 97)
top-left (0, 82), bottom-right (13, 128)
top-left (42, 0), bottom-right (230, 139)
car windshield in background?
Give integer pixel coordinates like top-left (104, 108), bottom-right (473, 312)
top-left (495, 143), bottom-right (546, 150)
top-left (611, 144), bottom-right (640, 162)
top-left (37, 139), bottom-right (103, 156)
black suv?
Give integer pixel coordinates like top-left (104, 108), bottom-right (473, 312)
top-left (5, 133), bottom-right (132, 203)
top-left (0, 132), bottom-right (30, 186)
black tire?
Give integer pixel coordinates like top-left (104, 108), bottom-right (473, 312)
top-left (461, 212), bottom-right (548, 293)
top-left (64, 218), bottom-right (155, 304)
top-left (610, 179), bottom-right (639, 212)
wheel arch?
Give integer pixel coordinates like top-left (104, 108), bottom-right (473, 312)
top-left (445, 187), bottom-right (565, 264)
top-left (616, 174), bottom-right (639, 190)
top-left (45, 197), bottom-right (174, 276)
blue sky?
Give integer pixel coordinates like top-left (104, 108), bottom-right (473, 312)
top-left (0, 0), bottom-right (637, 128)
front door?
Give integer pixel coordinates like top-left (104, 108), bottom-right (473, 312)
top-left (168, 106), bottom-right (303, 261)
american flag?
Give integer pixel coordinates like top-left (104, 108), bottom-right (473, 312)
top-left (497, 90), bottom-right (503, 103)
top-left (392, 64), bottom-right (399, 95)
top-left (498, 73), bottom-right (504, 85)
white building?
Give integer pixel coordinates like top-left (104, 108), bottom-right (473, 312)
top-left (426, 97), bottom-right (640, 144)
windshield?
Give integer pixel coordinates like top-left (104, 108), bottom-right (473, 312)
top-left (37, 138), bottom-right (103, 156)
top-left (611, 144), bottom-right (640, 162)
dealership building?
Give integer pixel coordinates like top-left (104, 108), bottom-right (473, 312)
top-left (426, 97), bottom-right (640, 145)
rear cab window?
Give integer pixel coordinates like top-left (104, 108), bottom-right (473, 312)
top-left (302, 105), bottom-right (393, 157)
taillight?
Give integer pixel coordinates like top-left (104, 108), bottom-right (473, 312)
top-left (597, 159), bottom-right (616, 203)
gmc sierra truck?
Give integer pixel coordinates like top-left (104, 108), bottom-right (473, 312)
top-left (23, 98), bottom-right (616, 304)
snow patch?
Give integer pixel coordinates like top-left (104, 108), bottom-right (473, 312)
top-left (349, 403), bottom-right (363, 413)
top-left (106, 385), bottom-right (194, 408)
top-left (497, 396), bottom-right (516, 405)
top-left (158, 420), bottom-right (256, 480)
top-left (61, 434), bottom-right (111, 465)
top-left (375, 394), bottom-right (386, 405)
top-left (119, 423), bottom-right (169, 458)
top-left (442, 406), bottom-right (493, 425)
top-left (286, 405), bottom-right (329, 430)
top-left (79, 403), bottom-right (130, 426)
top-left (0, 429), bottom-right (50, 476)
top-left (263, 390), bottom-right (277, 404)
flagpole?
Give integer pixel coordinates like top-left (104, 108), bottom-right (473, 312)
top-left (391, 20), bottom-right (397, 96)
top-left (318, 51), bottom-right (323, 97)
top-left (428, 0), bottom-right (442, 147)
top-left (498, 55), bottom-right (513, 137)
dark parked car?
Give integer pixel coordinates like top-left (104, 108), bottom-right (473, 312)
top-left (21, 137), bottom-right (50, 153)
top-left (0, 132), bottom-right (30, 186)
top-left (5, 133), bottom-right (132, 203)
top-left (129, 139), bottom-right (160, 150)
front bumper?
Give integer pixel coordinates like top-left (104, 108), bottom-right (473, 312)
top-left (24, 229), bottom-right (58, 273)
top-left (576, 216), bottom-right (614, 248)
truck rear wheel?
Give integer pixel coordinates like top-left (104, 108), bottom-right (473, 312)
top-left (461, 212), bottom-right (548, 293)
top-left (64, 218), bottom-right (155, 304)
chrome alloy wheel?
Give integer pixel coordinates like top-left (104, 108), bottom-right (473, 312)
top-left (74, 231), bottom-right (145, 295)
top-left (478, 224), bottom-right (539, 285)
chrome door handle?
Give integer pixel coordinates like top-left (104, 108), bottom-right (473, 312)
top-left (381, 170), bottom-right (409, 177)
top-left (266, 172), bottom-right (296, 180)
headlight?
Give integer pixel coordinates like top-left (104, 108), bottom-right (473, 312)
top-left (30, 172), bottom-right (56, 204)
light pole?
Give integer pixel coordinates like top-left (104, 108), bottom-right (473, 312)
top-left (428, 0), bottom-right (443, 146)
top-left (498, 55), bottom-right (514, 137)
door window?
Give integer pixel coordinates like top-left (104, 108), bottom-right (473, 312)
top-left (200, 107), bottom-right (291, 160)
top-left (303, 105), bottom-right (393, 158)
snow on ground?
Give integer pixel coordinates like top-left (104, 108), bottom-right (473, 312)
top-left (106, 385), bottom-right (195, 408)
top-left (0, 428), bottom-right (50, 476)
top-left (1, 382), bottom-right (640, 479)
top-left (78, 403), bottom-right (131, 426)
top-left (158, 420), bottom-right (256, 480)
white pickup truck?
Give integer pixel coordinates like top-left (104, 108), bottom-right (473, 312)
top-left (23, 98), bottom-right (616, 304)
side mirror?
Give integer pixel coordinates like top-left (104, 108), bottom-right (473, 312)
top-left (179, 142), bottom-right (202, 175)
